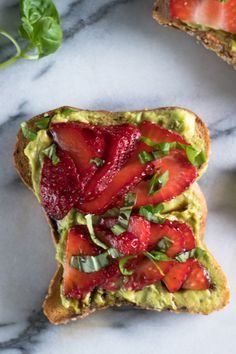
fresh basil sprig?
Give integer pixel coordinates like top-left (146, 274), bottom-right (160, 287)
top-left (71, 248), bottom-right (120, 273)
top-left (139, 203), bottom-right (164, 224)
top-left (175, 247), bottom-right (207, 262)
top-left (148, 170), bottom-right (169, 196)
top-left (20, 121), bottom-right (37, 141)
top-left (111, 193), bottom-right (136, 236)
top-left (85, 214), bottom-right (108, 250)
top-left (0, 0), bottom-right (63, 69)
top-left (42, 144), bottom-right (60, 165)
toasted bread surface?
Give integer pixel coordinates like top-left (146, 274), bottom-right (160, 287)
top-left (153, 0), bottom-right (236, 70)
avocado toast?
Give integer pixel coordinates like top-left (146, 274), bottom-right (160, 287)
top-left (14, 107), bottom-right (229, 324)
top-left (153, 0), bottom-right (236, 70)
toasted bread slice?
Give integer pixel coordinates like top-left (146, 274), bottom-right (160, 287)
top-left (153, 0), bottom-right (236, 70)
top-left (13, 106), bottom-right (229, 324)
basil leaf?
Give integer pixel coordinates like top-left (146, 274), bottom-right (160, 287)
top-left (42, 144), bottom-right (60, 165)
top-left (148, 170), bottom-right (169, 196)
top-left (111, 193), bottom-right (136, 236)
top-left (139, 204), bottom-right (165, 224)
top-left (138, 151), bottom-right (154, 164)
top-left (144, 251), bottom-right (171, 262)
top-left (90, 158), bottom-right (104, 167)
top-left (119, 255), bottom-right (136, 276)
top-left (20, 122), bottom-right (37, 141)
top-left (175, 247), bottom-right (207, 262)
top-left (71, 248), bottom-right (120, 273)
top-left (85, 214), bottom-right (108, 250)
top-left (35, 116), bottom-right (51, 129)
top-left (157, 237), bottom-right (173, 252)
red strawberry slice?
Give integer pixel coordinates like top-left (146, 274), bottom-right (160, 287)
top-left (149, 220), bottom-right (196, 257)
top-left (163, 259), bottom-right (194, 292)
top-left (101, 260), bottom-right (123, 292)
top-left (40, 149), bottom-right (81, 220)
top-left (100, 215), bottom-right (151, 253)
top-left (84, 124), bottom-right (141, 201)
top-left (124, 255), bottom-right (175, 291)
top-left (183, 261), bottom-right (210, 290)
top-left (170, 0), bottom-right (236, 34)
top-left (63, 226), bottom-right (106, 299)
top-left (135, 149), bottom-right (198, 207)
top-left (51, 122), bottom-right (105, 189)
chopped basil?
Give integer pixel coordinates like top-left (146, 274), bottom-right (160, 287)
top-left (175, 247), bottom-right (207, 262)
top-left (148, 170), bottom-right (169, 196)
top-left (20, 122), bottom-right (37, 141)
top-left (35, 116), bottom-right (51, 129)
top-left (71, 248), bottom-right (120, 273)
top-left (90, 157), bottom-right (104, 167)
top-left (157, 237), bottom-right (173, 252)
top-left (42, 144), bottom-right (60, 165)
top-left (144, 251), bottom-right (171, 262)
top-left (139, 204), bottom-right (164, 224)
top-left (85, 214), bottom-right (108, 250)
top-left (139, 151), bottom-right (154, 164)
top-left (111, 193), bottom-right (136, 236)
top-left (119, 255), bottom-right (136, 276)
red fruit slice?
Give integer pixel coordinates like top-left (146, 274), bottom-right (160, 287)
top-left (51, 122), bottom-right (105, 188)
top-left (85, 124), bottom-right (141, 201)
top-left (183, 261), bottom-right (210, 290)
top-left (149, 220), bottom-right (196, 257)
top-left (63, 226), bottom-right (105, 299)
top-left (124, 255), bottom-right (175, 291)
top-left (135, 150), bottom-right (198, 207)
top-left (170, 0), bottom-right (236, 34)
top-left (163, 259), bottom-right (194, 292)
top-left (40, 149), bottom-right (81, 220)
top-left (101, 260), bottom-right (123, 292)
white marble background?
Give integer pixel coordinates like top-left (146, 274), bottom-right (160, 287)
top-left (0, 1), bottom-right (236, 353)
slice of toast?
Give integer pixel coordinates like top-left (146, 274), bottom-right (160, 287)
top-left (153, 0), bottom-right (236, 70)
top-left (13, 107), bottom-right (229, 324)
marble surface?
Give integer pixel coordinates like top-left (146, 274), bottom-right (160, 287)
top-left (0, 0), bottom-right (236, 353)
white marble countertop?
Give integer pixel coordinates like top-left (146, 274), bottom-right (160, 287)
top-left (0, 1), bottom-right (236, 353)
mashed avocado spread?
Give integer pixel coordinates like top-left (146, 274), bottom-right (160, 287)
top-left (24, 107), bottom-right (225, 314)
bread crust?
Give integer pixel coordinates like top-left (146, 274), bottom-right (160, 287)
top-left (153, 0), bottom-right (236, 70)
top-left (14, 106), bottom-right (229, 324)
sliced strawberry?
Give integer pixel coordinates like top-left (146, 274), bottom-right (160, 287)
top-left (135, 150), bottom-right (198, 207)
top-left (149, 220), bottom-right (196, 257)
top-left (84, 124), bottom-right (141, 201)
top-left (40, 149), bottom-right (81, 220)
top-left (170, 0), bottom-right (236, 34)
top-left (183, 261), bottom-right (210, 290)
top-left (163, 259), bottom-right (194, 292)
top-left (124, 255), bottom-right (175, 291)
top-left (101, 260), bottom-right (123, 292)
top-left (63, 226), bottom-right (105, 299)
top-left (51, 122), bottom-right (105, 189)
top-left (100, 215), bottom-right (151, 253)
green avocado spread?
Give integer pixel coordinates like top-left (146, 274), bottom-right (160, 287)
top-left (24, 107), bottom-right (225, 315)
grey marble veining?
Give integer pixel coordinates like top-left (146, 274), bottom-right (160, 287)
top-left (0, 1), bottom-right (236, 354)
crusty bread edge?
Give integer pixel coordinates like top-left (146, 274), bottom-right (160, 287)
top-left (153, 0), bottom-right (236, 70)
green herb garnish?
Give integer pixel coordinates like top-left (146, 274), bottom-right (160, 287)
top-left (139, 204), bottom-right (164, 224)
top-left (20, 121), bottom-right (37, 141)
top-left (71, 248), bottom-right (120, 273)
top-left (119, 255), bottom-right (137, 276)
top-left (144, 251), bottom-right (171, 262)
top-left (42, 144), bottom-right (60, 165)
top-left (0, 0), bottom-right (63, 69)
top-left (175, 247), bottom-right (207, 262)
top-left (157, 237), bottom-right (173, 252)
top-left (85, 214), bottom-right (108, 250)
top-left (148, 170), bottom-right (169, 196)
top-left (90, 157), bottom-right (104, 167)
top-left (111, 193), bottom-right (136, 236)
top-left (35, 116), bottom-right (51, 129)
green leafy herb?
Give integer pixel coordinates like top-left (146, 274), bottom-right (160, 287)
top-left (138, 151), bottom-right (154, 164)
top-left (85, 214), bottom-right (108, 250)
top-left (71, 248), bottom-right (120, 273)
top-left (20, 121), bottom-right (37, 141)
top-left (139, 204), bottom-right (164, 224)
top-left (119, 255), bottom-right (136, 276)
top-left (35, 116), bottom-right (51, 129)
top-left (42, 144), bottom-right (60, 165)
top-left (111, 193), bottom-right (136, 236)
top-left (0, 0), bottom-right (63, 69)
top-left (148, 170), bottom-right (169, 196)
top-left (144, 251), bottom-right (171, 262)
top-left (157, 237), bottom-right (173, 252)
top-left (90, 158), bottom-right (104, 167)
top-left (175, 247), bottom-right (207, 262)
